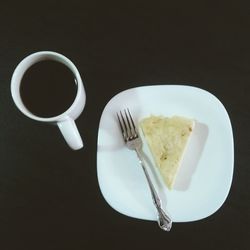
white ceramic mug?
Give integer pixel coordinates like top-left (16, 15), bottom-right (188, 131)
top-left (10, 51), bottom-right (86, 150)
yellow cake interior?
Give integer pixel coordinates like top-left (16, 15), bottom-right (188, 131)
top-left (140, 115), bottom-right (194, 189)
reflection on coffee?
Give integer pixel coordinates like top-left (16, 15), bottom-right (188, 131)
top-left (20, 60), bottom-right (77, 117)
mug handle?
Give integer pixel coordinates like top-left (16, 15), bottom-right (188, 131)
top-left (57, 118), bottom-right (83, 150)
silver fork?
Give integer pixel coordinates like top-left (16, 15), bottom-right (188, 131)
top-left (117, 109), bottom-right (172, 231)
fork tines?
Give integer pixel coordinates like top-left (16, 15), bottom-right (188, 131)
top-left (117, 109), bottom-right (138, 141)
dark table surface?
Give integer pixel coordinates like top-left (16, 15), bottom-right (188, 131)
top-left (0, 1), bottom-right (249, 249)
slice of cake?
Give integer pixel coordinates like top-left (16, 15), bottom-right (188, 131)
top-left (140, 115), bottom-right (195, 189)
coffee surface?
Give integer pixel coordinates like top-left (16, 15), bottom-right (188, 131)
top-left (20, 60), bottom-right (77, 117)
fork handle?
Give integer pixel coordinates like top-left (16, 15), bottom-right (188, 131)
top-left (135, 149), bottom-right (172, 231)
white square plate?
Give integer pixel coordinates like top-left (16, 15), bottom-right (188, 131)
top-left (97, 85), bottom-right (234, 222)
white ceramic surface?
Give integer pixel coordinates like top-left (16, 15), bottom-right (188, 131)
top-left (97, 85), bottom-right (234, 222)
top-left (11, 51), bottom-right (86, 150)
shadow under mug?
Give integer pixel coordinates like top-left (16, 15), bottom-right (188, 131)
top-left (10, 51), bottom-right (86, 150)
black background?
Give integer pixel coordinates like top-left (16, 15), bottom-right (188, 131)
top-left (0, 1), bottom-right (249, 249)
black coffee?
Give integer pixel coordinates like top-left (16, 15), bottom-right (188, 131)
top-left (20, 60), bottom-right (77, 117)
